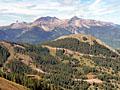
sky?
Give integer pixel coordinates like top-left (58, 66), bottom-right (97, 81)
top-left (0, 0), bottom-right (120, 26)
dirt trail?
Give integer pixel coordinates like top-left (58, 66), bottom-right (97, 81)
top-left (84, 79), bottom-right (103, 84)
top-left (42, 45), bottom-right (116, 59)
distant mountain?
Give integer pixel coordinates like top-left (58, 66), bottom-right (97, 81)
top-left (0, 30), bottom-right (7, 40)
top-left (0, 16), bottom-right (120, 48)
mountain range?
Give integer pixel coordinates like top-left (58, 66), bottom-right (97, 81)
top-left (0, 16), bottom-right (120, 48)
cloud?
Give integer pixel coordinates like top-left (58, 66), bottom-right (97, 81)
top-left (0, 0), bottom-right (120, 25)
top-left (60, 0), bottom-right (77, 5)
top-left (89, 0), bottom-right (102, 10)
top-left (92, 0), bottom-right (102, 6)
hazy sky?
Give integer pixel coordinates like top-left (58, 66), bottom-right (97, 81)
top-left (0, 0), bottom-right (120, 26)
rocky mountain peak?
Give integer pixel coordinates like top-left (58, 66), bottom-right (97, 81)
top-left (34, 16), bottom-right (59, 22)
top-left (9, 21), bottom-right (29, 29)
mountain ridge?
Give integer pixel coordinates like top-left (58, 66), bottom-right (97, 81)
top-left (55, 34), bottom-right (120, 55)
top-left (0, 16), bottom-right (120, 48)
top-left (1, 16), bottom-right (115, 30)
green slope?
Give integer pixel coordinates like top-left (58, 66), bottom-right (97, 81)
top-left (0, 34), bottom-right (120, 90)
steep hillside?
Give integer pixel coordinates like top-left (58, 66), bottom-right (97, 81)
top-left (0, 41), bottom-right (59, 90)
top-left (0, 41), bottom-right (46, 74)
top-left (0, 77), bottom-right (28, 90)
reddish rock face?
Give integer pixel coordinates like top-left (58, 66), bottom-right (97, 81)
top-left (32, 16), bottom-right (112, 31)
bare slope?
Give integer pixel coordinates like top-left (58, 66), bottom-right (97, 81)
top-left (0, 77), bottom-right (28, 90)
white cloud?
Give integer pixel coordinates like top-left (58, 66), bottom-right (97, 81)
top-left (89, 0), bottom-right (102, 10)
top-left (92, 0), bottom-right (102, 6)
top-left (0, 0), bottom-right (120, 25)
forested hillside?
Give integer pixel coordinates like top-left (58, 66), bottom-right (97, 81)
top-left (0, 34), bottom-right (120, 90)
